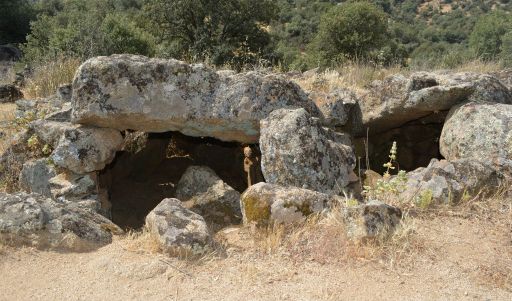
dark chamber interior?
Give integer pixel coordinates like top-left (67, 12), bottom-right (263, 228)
top-left (355, 120), bottom-right (445, 174)
top-left (99, 132), bottom-right (250, 230)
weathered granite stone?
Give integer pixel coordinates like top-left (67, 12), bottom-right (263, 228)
top-left (440, 102), bottom-right (512, 161)
top-left (260, 108), bottom-right (356, 194)
top-left (240, 182), bottom-right (340, 225)
top-left (145, 198), bottom-right (211, 255)
top-left (71, 54), bottom-right (320, 143)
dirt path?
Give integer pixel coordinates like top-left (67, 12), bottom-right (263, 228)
top-left (1, 215), bottom-right (511, 301)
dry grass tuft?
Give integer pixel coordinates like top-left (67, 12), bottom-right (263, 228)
top-left (0, 103), bottom-right (17, 153)
top-left (0, 62), bottom-right (16, 85)
top-left (120, 227), bottom-right (162, 255)
top-left (249, 207), bottom-right (424, 269)
top-left (22, 57), bottom-right (81, 99)
top-left (294, 63), bottom-right (407, 95)
top-left (451, 59), bottom-right (504, 74)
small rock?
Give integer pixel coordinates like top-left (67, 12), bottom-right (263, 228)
top-left (19, 158), bottom-right (57, 197)
top-left (342, 200), bottom-right (402, 240)
top-left (145, 198), bottom-right (211, 256)
top-left (0, 84), bottom-right (23, 103)
top-left (49, 171), bottom-right (97, 201)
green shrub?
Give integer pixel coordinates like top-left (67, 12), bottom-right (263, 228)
top-left (23, 0), bottom-right (155, 63)
top-left (304, 1), bottom-right (390, 69)
top-left (469, 11), bottom-right (512, 61)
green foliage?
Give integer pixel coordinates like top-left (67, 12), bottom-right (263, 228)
top-left (416, 189), bottom-right (433, 209)
top-left (363, 170), bottom-right (408, 200)
top-left (500, 30), bottom-right (512, 66)
top-left (307, 1), bottom-right (389, 68)
top-left (12, 0), bottom-right (512, 70)
top-left (143, 0), bottom-right (278, 68)
top-left (0, 0), bottom-right (35, 44)
top-left (23, 0), bottom-right (155, 63)
top-left (469, 11), bottom-right (512, 61)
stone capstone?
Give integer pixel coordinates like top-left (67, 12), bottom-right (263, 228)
top-left (240, 182), bottom-right (341, 225)
top-left (71, 54), bottom-right (320, 143)
top-left (440, 102), bottom-right (512, 161)
top-left (260, 108), bottom-right (356, 195)
top-left (353, 72), bottom-right (512, 136)
top-left (145, 198), bottom-right (211, 255)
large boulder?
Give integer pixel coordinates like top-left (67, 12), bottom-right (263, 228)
top-left (440, 102), bottom-right (512, 161)
top-left (353, 72), bottom-right (512, 136)
top-left (145, 198), bottom-right (211, 255)
top-left (175, 166), bottom-right (241, 229)
top-left (51, 125), bottom-right (123, 174)
top-left (19, 159), bottom-right (57, 197)
top-left (260, 108), bottom-right (356, 195)
top-left (342, 200), bottom-right (402, 240)
top-left (0, 192), bottom-right (119, 250)
top-left (240, 182), bottom-right (341, 225)
top-left (71, 54), bottom-right (319, 143)
top-left (400, 158), bottom-right (507, 205)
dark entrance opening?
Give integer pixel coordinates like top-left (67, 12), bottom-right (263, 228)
top-left (99, 131), bottom-right (249, 230)
top-left (354, 118), bottom-right (445, 174)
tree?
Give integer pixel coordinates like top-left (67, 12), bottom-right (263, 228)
top-left (0, 0), bottom-right (35, 44)
top-left (500, 30), bottom-right (512, 66)
top-left (469, 11), bottom-right (512, 61)
top-left (143, 0), bottom-right (278, 67)
top-left (306, 1), bottom-right (389, 68)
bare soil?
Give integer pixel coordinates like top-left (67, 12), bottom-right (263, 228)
top-left (1, 213), bottom-right (511, 301)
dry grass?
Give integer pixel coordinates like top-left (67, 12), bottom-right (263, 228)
top-left (120, 227), bottom-right (162, 255)
top-left (294, 63), bottom-right (407, 94)
top-left (0, 103), bottom-right (17, 153)
top-left (247, 207), bottom-right (423, 270)
top-left (294, 60), bottom-right (506, 95)
top-left (22, 57), bottom-right (81, 99)
top-left (0, 61), bottom-right (16, 85)
top-left (451, 59), bottom-right (504, 73)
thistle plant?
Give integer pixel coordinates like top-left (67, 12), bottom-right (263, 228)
top-left (383, 141), bottom-right (397, 178)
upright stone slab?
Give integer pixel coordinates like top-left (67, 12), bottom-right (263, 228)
top-left (260, 108), bottom-right (356, 194)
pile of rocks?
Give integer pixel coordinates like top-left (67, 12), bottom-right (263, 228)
top-left (1, 54), bottom-right (511, 254)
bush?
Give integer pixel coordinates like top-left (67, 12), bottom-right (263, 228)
top-left (305, 1), bottom-right (389, 69)
top-left (469, 11), bottom-right (512, 61)
top-left (23, 0), bottom-right (155, 63)
top-left (143, 0), bottom-right (278, 69)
